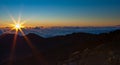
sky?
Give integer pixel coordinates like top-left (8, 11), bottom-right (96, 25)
top-left (0, 0), bottom-right (120, 27)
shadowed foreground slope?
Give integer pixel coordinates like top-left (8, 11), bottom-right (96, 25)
top-left (0, 30), bottom-right (120, 65)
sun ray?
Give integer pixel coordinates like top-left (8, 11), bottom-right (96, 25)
top-left (20, 20), bottom-right (27, 25)
top-left (5, 27), bottom-right (15, 33)
top-left (10, 15), bottom-right (17, 24)
top-left (19, 28), bottom-right (35, 50)
top-left (0, 27), bottom-right (15, 41)
top-left (18, 13), bottom-right (21, 24)
top-left (20, 18), bottom-right (32, 25)
top-left (3, 7), bottom-right (17, 24)
top-left (8, 14), bottom-right (19, 65)
top-left (8, 29), bottom-right (18, 65)
top-left (19, 29), bottom-right (47, 65)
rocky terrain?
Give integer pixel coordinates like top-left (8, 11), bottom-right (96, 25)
top-left (0, 30), bottom-right (120, 65)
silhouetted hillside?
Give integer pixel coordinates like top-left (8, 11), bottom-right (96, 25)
top-left (0, 30), bottom-right (120, 65)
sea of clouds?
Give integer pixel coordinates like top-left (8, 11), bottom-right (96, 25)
top-left (0, 27), bottom-right (120, 38)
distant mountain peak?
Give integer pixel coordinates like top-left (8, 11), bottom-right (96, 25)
top-left (26, 33), bottom-right (44, 39)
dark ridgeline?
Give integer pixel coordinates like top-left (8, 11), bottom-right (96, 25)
top-left (0, 30), bottom-right (120, 65)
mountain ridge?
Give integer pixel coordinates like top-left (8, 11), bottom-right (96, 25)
top-left (0, 29), bottom-right (120, 65)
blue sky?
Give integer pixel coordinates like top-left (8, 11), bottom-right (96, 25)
top-left (0, 0), bottom-right (120, 27)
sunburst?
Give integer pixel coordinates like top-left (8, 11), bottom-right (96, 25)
top-left (8, 14), bottom-right (26, 65)
top-left (8, 14), bottom-right (45, 65)
top-left (10, 14), bottom-right (25, 31)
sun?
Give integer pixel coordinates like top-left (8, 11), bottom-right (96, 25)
top-left (10, 22), bottom-right (25, 30)
top-left (14, 24), bottom-right (21, 29)
top-left (9, 14), bottom-right (26, 31)
top-left (15, 24), bottom-right (21, 29)
top-left (14, 23), bottom-right (24, 30)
